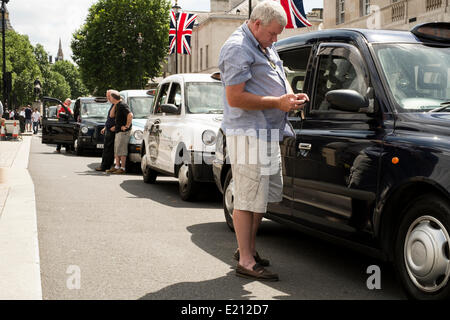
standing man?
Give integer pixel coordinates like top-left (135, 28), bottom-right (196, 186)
top-left (25, 105), bottom-right (32, 132)
top-left (19, 107), bottom-right (26, 133)
top-left (106, 90), bottom-right (133, 174)
top-left (218, 1), bottom-right (308, 281)
top-left (31, 107), bottom-right (41, 134)
top-left (96, 90), bottom-right (116, 171)
top-left (56, 98), bottom-right (73, 153)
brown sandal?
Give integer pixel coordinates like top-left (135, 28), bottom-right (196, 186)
top-left (236, 263), bottom-right (279, 281)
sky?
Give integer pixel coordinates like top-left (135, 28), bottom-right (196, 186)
top-left (7, 0), bottom-right (323, 64)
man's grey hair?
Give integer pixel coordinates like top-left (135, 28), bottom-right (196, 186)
top-left (109, 89), bottom-right (121, 100)
top-left (250, 1), bottom-right (287, 27)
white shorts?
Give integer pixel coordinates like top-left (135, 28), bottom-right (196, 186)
top-left (226, 135), bottom-right (283, 213)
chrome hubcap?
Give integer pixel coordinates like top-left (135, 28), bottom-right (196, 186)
top-left (178, 164), bottom-right (189, 192)
top-left (224, 178), bottom-right (234, 214)
top-left (404, 215), bottom-right (450, 293)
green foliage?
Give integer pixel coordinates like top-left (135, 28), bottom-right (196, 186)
top-left (52, 60), bottom-right (89, 99)
top-left (0, 30), bottom-right (41, 107)
top-left (72, 0), bottom-right (171, 95)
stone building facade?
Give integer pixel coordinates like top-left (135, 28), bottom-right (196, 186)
top-left (324, 0), bottom-right (449, 30)
top-left (165, 0), bottom-right (323, 76)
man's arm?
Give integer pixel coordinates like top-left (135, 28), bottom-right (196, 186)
top-left (121, 112), bottom-right (133, 131)
top-left (226, 82), bottom-right (308, 113)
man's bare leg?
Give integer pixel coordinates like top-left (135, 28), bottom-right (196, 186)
top-left (120, 155), bottom-right (127, 169)
top-left (250, 212), bottom-right (263, 256)
top-left (233, 209), bottom-right (256, 270)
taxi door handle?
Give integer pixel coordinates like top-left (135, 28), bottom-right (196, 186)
top-left (298, 143), bottom-right (311, 151)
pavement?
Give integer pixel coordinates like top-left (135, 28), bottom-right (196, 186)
top-left (0, 132), bottom-right (42, 299)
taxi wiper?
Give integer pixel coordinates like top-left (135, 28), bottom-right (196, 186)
top-left (428, 101), bottom-right (450, 112)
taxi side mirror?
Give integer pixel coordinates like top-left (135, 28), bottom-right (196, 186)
top-left (160, 104), bottom-right (179, 114)
top-left (326, 89), bottom-right (369, 113)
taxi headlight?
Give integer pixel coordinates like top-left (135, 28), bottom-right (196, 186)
top-left (133, 130), bottom-right (143, 141)
top-left (81, 126), bottom-right (89, 134)
top-left (202, 130), bottom-right (216, 146)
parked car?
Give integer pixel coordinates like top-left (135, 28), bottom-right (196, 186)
top-left (120, 89), bottom-right (155, 170)
top-left (141, 73), bottom-right (224, 200)
top-left (41, 96), bottom-right (110, 155)
top-left (213, 23), bottom-right (450, 300)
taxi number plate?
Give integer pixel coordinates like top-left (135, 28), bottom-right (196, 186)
top-left (97, 144), bottom-right (104, 149)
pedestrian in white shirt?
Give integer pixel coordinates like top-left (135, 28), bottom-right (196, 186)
top-left (32, 108), bottom-right (41, 134)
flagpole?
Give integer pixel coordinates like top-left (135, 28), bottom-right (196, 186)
top-left (172, 0), bottom-right (181, 74)
top-left (248, 0), bottom-right (252, 19)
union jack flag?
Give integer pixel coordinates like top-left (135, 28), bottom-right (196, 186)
top-left (169, 11), bottom-right (197, 55)
top-left (275, 0), bottom-right (312, 29)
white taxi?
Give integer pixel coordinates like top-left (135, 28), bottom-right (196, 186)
top-left (141, 73), bottom-right (224, 201)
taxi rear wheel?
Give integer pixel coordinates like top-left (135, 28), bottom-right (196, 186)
top-left (394, 194), bottom-right (450, 300)
top-left (223, 169), bottom-right (235, 232)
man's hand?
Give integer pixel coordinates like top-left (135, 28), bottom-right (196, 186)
top-left (110, 127), bottom-right (115, 132)
top-left (121, 125), bottom-right (128, 131)
top-left (277, 93), bottom-right (309, 112)
top-left (101, 128), bottom-right (105, 135)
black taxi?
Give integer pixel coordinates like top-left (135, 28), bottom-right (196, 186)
top-left (42, 96), bottom-right (110, 155)
top-left (213, 23), bottom-right (450, 300)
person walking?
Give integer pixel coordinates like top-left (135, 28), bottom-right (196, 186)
top-left (106, 90), bottom-right (133, 174)
top-left (25, 105), bottom-right (33, 132)
top-left (31, 108), bottom-right (41, 134)
top-left (218, 1), bottom-right (309, 281)
top-left (96, 90), bottom-right (116, 172)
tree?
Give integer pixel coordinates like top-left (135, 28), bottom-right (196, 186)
top-left (52, 60), bottom-right (89, 99)
top-left (0, 30), bottom-right (41, 107)
top-left (72, 0), bottom-right (171, 95)
top-left (33, 44), bottom-right (71, 101)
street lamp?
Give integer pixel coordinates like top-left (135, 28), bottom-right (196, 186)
top-left (172, 0), bottom-right (181, 74)
top-left (2, 0), bottom-right (10, 109)
top-left (137, 32), bottom-right (143, 88)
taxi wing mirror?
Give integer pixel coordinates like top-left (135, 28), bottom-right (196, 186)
top-left (160, 104), bottom-right (179, 114)
top-left (326, 89), bottom-right (369, 113)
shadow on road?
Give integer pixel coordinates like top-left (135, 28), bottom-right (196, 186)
top-left (140, 221), bottom-right (406, 300)
top-left (120, 178), bottom-right (222, 209)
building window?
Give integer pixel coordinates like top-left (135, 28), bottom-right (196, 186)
top-left (426, 0), bottom-right (443, 11)
top-left (206, 45), bottom-right (209, 70)
top-left (336, 0), bottom-right (345, 25)
top-left (200, 48), bottom-right (203, 71)
top-left (360, 0), bottom-right (370, 16)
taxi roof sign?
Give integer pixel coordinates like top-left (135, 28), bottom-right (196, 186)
top-left (411, 22), bottom-right (450, 44)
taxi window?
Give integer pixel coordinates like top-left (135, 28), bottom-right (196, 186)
top-left (279, 47), bottom-right (312, 94)
top-left (167, 82), bottom-right (182, 110)
top-left (154, 83), bottom-right (170, 114)
top-left (312, 44), bottom-right (369, 113)
top-left (374, 44), bottom-right (450, 112)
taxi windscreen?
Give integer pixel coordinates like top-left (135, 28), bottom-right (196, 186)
top-left (374, 43), bottom-right (450, 112)
top-left (185, 82), bottom-right (224, 114)
top-left (129, 96), bottom-right (154, 119)
top-left (81, 102), bottom-right (110, 119)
